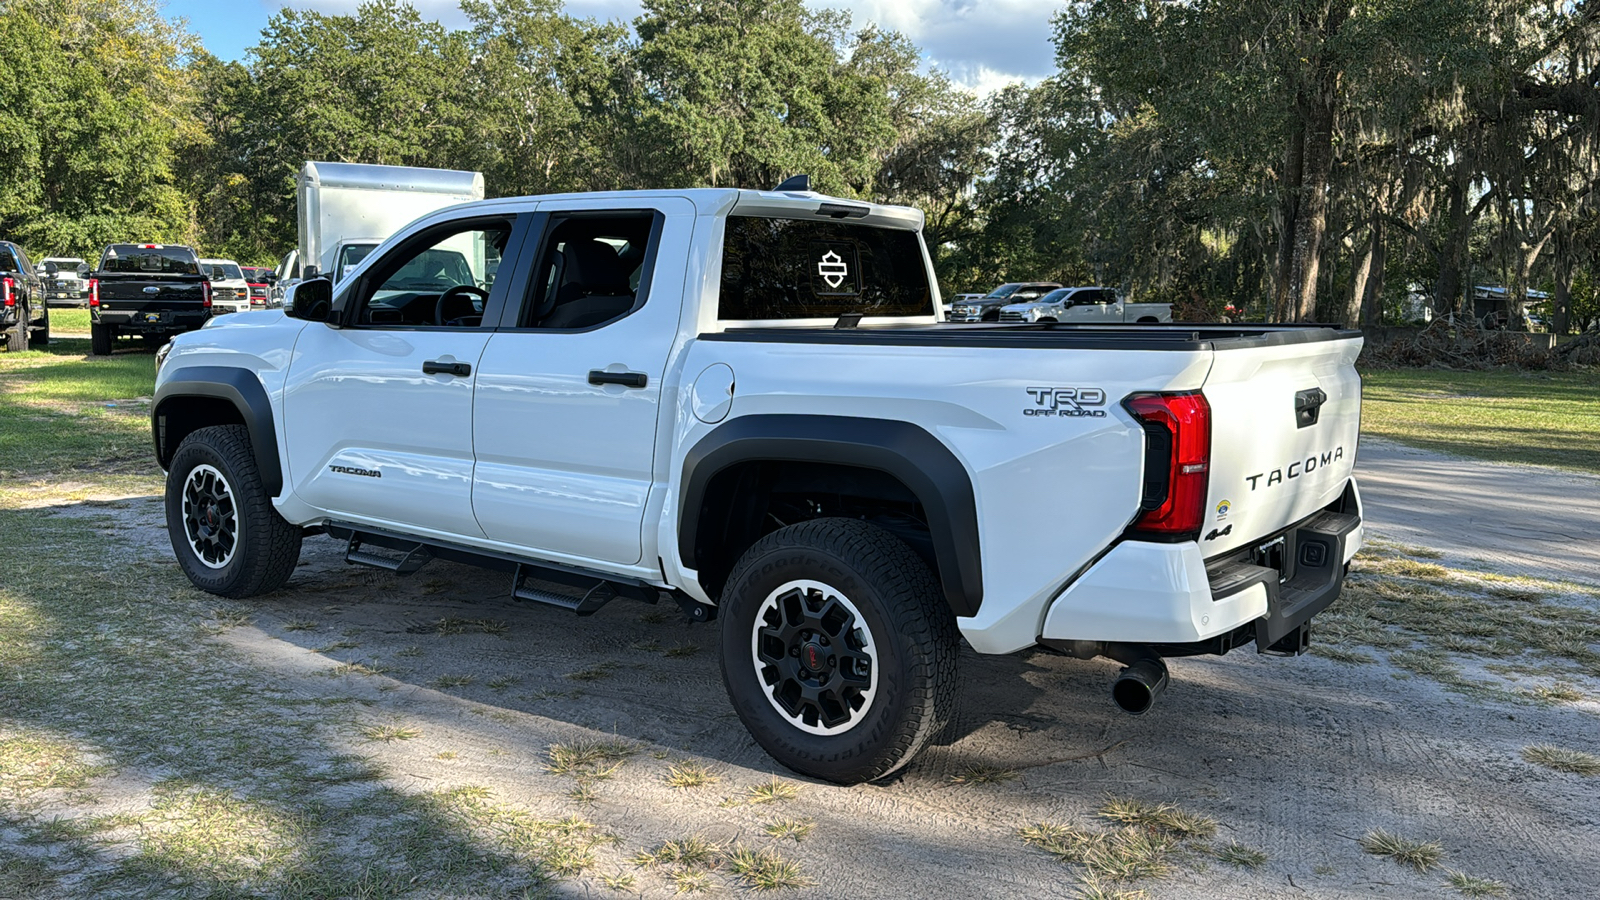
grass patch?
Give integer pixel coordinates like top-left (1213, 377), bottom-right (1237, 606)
top-left (632, 834), bottom-right (722, 870)
top-left (1360, 369), bottom-right (1600, 474)
top-left (358, 723), bottom-right (421, 743)
top-left (567, 662), bottom-right (619, 681)
top-left (727, 844), bottom-right (813, 890)
top-left (1022, 798), bottom-right (1221, 894)
top-left (947, 761), bottom-right (1021, 785)
top-left (1212, 840), bottom-right (1268, 868)
top-left (744, 777), bottom-right (800, 805)
top-left (663, 643), bottom-right (700, 658)
top-left (1445, 870), bottom-right (1510, 897)
top-left (546, 738), bottom-right (637, 779)
top-left (664, 760), bottom-right (719, 790)
top-left (127, 784), bottom-right (305, 886)
top-left (1520, 744), bottom-right (1600, 775)
top-left (486, 675), bottom-right (521, 691)
top-left (1359, 828), bottom-right (1444, 872)
top-left (429, 616), bottom-right (509, 636)
top-left (601, 871), bottom-right (637, 891)
top-left (429, 674), bottom-right (475, 689)
top-left (762, 816), bottom-right (815, 842)
top-left (0, 735), bottom-right (104, 800)
top-left (0, 338), bottom-right (159, 487)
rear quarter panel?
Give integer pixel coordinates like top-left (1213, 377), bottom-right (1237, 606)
top-left (666, 338), bottom-right (1215, 654)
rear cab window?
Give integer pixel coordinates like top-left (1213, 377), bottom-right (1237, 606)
top-left (101, 245), bottom-right (200, 275)
top-left (718, 217), bottom-right (933, 322)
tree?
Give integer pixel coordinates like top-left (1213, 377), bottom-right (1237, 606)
top-left (0, 0), bottom-right (199, 258)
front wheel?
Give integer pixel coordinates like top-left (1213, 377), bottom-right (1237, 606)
top-left (165, 424), bottom-right (302, 598)
top-left (719, 518), bottom-right (959, 784)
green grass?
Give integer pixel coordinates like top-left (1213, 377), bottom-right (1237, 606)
top-left (49, 308), bottom-right (92, 332)
top-left (0, 336), bottom-right (159, 490)
top-left (1360, 369), bottom-right (1600, 473)
top-left (1359, 828), bottom-right (1444, 872)
top-left (0, 507), bottom-right (570, 897)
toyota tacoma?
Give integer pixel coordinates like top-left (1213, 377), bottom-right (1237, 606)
top-left (151, 187), bottom-right (1364, 784)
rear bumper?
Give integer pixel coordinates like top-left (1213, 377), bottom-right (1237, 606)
top-left (1040, 480), bottom-right (1363, 648)
top-left (94, 308), bottom-right (212, 333)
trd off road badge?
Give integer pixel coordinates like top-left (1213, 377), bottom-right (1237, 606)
top-left (810, 241), bottom-right (859, 296)
top-left (1024, 387), bottom-right (1107, 418)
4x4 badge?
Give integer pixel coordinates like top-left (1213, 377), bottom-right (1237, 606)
top-left (817, 251), bottom-right (848, 289)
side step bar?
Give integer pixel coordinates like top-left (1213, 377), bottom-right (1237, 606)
top-left (326, 522), bottom-right (714, 621)
top-left (345, 532), bottom-right (434, 575)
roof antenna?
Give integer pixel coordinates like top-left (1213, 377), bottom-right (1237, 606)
top-left (774, 174), bottom-right (810, 192)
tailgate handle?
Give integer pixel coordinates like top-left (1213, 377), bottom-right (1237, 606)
top-left (1294, 388), bottom-right (1327, 429)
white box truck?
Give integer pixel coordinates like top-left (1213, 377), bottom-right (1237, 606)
top-left (296, 161), bottom-right (485, 286)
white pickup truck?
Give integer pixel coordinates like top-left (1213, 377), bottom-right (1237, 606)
top-left (151, 187), bottom-right (1364, 784)
top-left (1000, 286), bottom-right (1173, 324)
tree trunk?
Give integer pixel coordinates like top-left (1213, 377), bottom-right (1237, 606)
top-left (1552, 267), bottom-right (1572, 335)
top-left (1347, 225), bottom-right (1374, 328)
top-left (1274, 125), bottom-right (1305, 322)
top-left (1282, 91), bottom-right (1336, 321)
top-left (1434, 173), bottom-right (1470, 319)
top-left (1362, 219), bottom-right (1387, 329)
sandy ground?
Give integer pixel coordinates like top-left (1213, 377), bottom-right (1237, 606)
top-left (27, 439), bottom-right (1600, 899)
top-left (1355, 437), bottom-right (1600, 586)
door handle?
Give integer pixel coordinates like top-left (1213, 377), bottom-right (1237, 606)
top-left (588, 370), bottom-right (648, 389)
top-left (423, 359), bottom-right (472, 377)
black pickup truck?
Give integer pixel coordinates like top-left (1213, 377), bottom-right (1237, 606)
top-left (2, 240), bottom-right (50, 353)
top-left (89, 244), bottom-right (213, 355)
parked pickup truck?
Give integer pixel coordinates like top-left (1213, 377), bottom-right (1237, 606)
top-left (948, 281), bottom-right (1060, 322)
top-left (90, 244), bottom-right (212, 355)
top-left (1000, 286), bottom-right (1173, 324)
top-left (2, 240), bottom-right (50, 352)
top-left (39, 256), bottom-right (91, 306)
top-left (150, 187), bottom-right (1365, 784)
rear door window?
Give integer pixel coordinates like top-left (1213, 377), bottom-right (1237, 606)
top-left (719, 217), bottom-right (932, 320)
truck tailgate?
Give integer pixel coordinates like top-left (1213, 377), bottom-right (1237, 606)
top-left (1199, 333), bottom-right (1362, 557)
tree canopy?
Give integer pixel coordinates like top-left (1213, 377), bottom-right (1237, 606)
top-left (1, 0), bottom-right (1596, 331)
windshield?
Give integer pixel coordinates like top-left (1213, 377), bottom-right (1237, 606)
top-left (44, 258), bottom-right (86, 268)
top-left (374, 249), bottom-right (474, 297)
top-left (1036, 289), bottom-right (1072, 304)
top-left (984, 284), bottom-right (1020, 300)
top-left (337, 243), bottom-right (377, 273)
top-left (203, 262), bottom-right (244, 281)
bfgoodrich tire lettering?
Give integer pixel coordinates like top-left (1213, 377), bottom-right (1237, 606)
top-left (165, 424), bottom-right (301, 598)
top-left (719, 518), bottom-right (959, 784)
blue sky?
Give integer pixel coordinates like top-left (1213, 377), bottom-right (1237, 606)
top-left (162, 0), bottom-right (1061, 94)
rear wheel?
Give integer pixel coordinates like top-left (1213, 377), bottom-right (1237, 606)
top-left (2, 304), bottom-right (24, 353)
top-left (90, 322), bottom-right (113, 356)
top-left (29, 305), bottom-right (49, 347)
top-left (165, 424), bottom-right (301, 598)
top-left (719, 518), bottom-right (959, 784)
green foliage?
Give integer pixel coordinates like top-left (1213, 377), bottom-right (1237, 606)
top-left (0, 0), bottom-right (200, 259)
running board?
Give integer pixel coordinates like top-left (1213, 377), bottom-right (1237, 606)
top-left (513, 565), bottom-right (616, 616)
top-left (324, 522), bottom-right (679, 618)
top-left (345, 532), bottom-right (434, 575)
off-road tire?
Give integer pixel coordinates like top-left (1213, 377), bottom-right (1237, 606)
top-left (90, 322), bottom-right (113, 356)
top-left (166, 424), bottom-right (301, 598)
top-left (29, 306), bottom-right (49, 347)
top-left (719, 518), bottom-right (960, 784)
top-left (2, 305), bottom-right (24, 353)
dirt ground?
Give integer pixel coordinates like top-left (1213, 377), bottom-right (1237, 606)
top-left (16, 440), bottom-right (1595, 899)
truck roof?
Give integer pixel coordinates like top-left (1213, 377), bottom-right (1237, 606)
top-left (456, 188), bottom-right (924, 232)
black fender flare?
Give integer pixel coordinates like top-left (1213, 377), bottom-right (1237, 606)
top-left (679, 414), bottom-right (983, 617)
top-left (152, 366), bottom-right (283, 497)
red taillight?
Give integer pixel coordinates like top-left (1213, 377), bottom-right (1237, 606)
top-left (2, 277), bottom-right (12, 307)
top-left (1124, 392), bottom-right (1211, 539)
top-left (201, 280), bottom-right (212, 308)
top-left (88, 278), bottom-right (99, 307)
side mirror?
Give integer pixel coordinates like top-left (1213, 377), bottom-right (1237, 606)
top-left (303, 263), bottom-right (320, 279)
top-left (284, 277), bottom-right (335, 323)
top-left (42, 262), bottom-right (58, 276)
top-left (264, 272), bottom-right (278, 285)
top-left (77, 264), bottom-right (91, 277)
